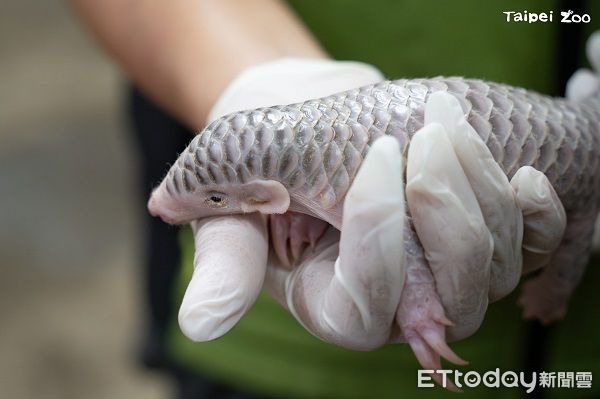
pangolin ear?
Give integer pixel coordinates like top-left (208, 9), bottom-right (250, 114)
top-left (240, 180), bottom-right (290, 214)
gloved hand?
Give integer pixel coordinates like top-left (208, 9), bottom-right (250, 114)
top-left (260, 91), bottom-right (566, 367)
top-left (176, 58), bottom-right (566, 354)
top-left (179, 57), bottom-right (392, 345)
top-left (406, 92), bottom-right (566, 345)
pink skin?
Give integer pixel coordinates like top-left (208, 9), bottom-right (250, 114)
top-left (269, 212), bottom-right (329, 268)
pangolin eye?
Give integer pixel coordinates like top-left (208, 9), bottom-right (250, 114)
top-left (205, 192), bottom-right (227, 208)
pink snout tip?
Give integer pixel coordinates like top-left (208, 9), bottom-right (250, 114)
top-left (147, 185), bottom-right (186, 225)
top-left (147, 194), bottom-right (160, 217)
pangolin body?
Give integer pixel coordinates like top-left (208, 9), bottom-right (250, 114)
top-left (172, 77), bottom-right (600, 213)
top-left (151, 77), bottom-right (600, 368)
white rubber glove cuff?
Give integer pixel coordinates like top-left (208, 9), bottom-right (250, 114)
top-left (207, 57), bottom-right (384, 123)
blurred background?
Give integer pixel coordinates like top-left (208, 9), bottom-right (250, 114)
top-left (1, 1), bottom-right (599, 399)
top-left (0, 1), bottom-right (171, 397)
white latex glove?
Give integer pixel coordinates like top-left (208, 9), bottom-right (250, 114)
top-left (179, 57), bottom-right (398, 348)
top-left (406, 92), bottom-right (566, 342)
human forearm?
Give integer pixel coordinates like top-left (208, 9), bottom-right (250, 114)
top-left (69, 0), bottom-right (327, 128)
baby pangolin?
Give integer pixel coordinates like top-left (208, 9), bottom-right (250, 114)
top-left (149, 76), bottom-right (600, 372)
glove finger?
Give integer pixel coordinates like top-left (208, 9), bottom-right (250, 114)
top-left (510, 166), bottom-right (566, 274)
top-left (326, 136), bottom-right (405, 346)
top-left (566, 69), bottom-right (599, 102)
top-left (586, 31), bottom-right (600, 73)
top-left (425, 92), bottom-right (522, 302)
top-left (266, 137), bottom-right (405, 350)
top-left (406, 122), bottom-right (492, 340)
top-left (178, 214), bottom-right (268, 341)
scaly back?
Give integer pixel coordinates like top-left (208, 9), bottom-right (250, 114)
top-left (169, 77), bottom-right (600, 211)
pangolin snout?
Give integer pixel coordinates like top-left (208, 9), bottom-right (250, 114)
top-left (147, 183), bottom-right (188, 225)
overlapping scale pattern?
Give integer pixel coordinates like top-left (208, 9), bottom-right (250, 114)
top-left (169, 77), bottom-right (600, 212)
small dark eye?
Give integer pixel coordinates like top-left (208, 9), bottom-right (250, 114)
top-left (205, 192), bottom-right (227, 208)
